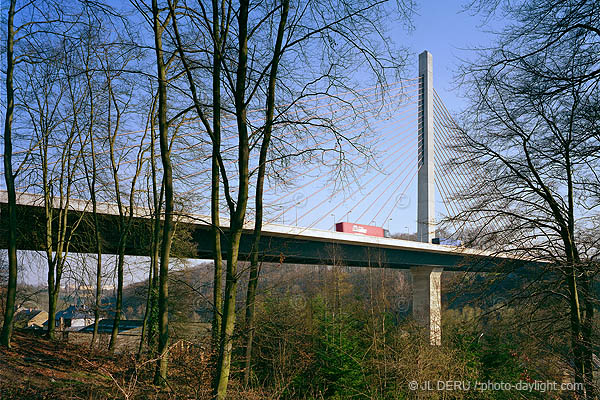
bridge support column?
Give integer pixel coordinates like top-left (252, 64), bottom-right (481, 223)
top-left (411, 266), bottom-right (442, 346)
top-left (417, 50), bottom-right (435, 243)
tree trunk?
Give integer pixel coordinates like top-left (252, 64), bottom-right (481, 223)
top-left (45, 178), bottom-right (56, 340)
top-left (0, 0), bottom-right (17, 349)
top-left (214, 1), bottom-right (250, 397)
top-left (140, 122), bottom-right (162, 357)
top-left (147, 186), bottom-right (162, 352)
top-left (47, 275), bottom-right (58, 340)
top-left (138, 258), bottom-right (152, 357)
top-left (211, 0), bottom-right (223, 348)
top-left (90, 200), bottom-right (102, 346)
top-left (140, 209), bottom-right (162, 356)
top-left (152, 0), bottom-right (174, 384)
top-left (562, 150), bottom-right (591, 398)
top-left (565, 263), bottom-right (585, 391)
top-left (89, 121), bottom-right (102, 349)
top-left (580, 272), bottom-right (595, 399)
top-left (243, 0), bottom-right (289, 385)
top-left (243, 254), bottom-right (259, 386)
top-left (109, 250), bottom-right (125, 352)
top-left (215, 229), bottom-right (243, 399)
top-left (91, 192), bottom-right (102, 348)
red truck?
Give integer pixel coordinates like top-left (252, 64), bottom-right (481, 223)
top-left (335, 222), bottom-right (390, 238)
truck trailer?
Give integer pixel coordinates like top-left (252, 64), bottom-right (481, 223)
top-left (335, 222), bottom-right (390, 238)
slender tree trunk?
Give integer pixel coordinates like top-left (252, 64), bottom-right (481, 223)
top-left (215, 229), bottom-right (243, 399)
top-left (76, 46), bottom-right (102, 349)
top-left (109, 150), bottom-right (146, 353)
top-left (109, 251), bottom-right (125, 351)
top-left (562, 151), bottom-right (592, 398)
top-left (44, 182), bottom-right (64, 342)
top-left (211, 0), bottom-right (223, 347)
top-left (140, 115), bottom-right (162, 357)
top-left (105, 69), bottom-right (145, 352)
top-left (89, 121), bottom-right (102, 349)
top-left (45, 177), bottom-right (77, 342)
top-left (140, 199), bottom-right (162, 356)
top-left (44, 168), bottom-right (57, 340)
top-left (91, 188), bottom-right (102, 347)
top-left (566, 263), bottom-right (584, 386)
top-left (138, 251), bottom-right (153, 357)
top-left (562, 240), bottom-right (587, 397)
top-left (243, 0), bottom-right (289, 385)
top-left (152, 0), bottom-right (174, 384)
top-left (48, 286), bottom-right (59, 339)
top-left (0, 0), bottom-right (17, 349)
top-left (47, 259), bottom-right (60, 341)
top-left (106, 84), bottom-right (126, 352)
top-left (147, 184), bottom-right (163, 352)
top-left (91, 166), bottom-right (102, 348)
top-left (580, 272), bottom-right (595, 399)
top-left (243, 254), bottom-right (260, 386)
top-left (149, 118), bottom-right (163, 353)
top-left (214, 2), bottom-right (251, 397)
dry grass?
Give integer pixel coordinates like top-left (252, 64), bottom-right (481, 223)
top-left (0, 330), bottom-right (266, 399)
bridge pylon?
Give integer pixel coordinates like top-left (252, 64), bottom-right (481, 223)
top-left (412, 50), bottom-right (442, 346)
top-left (417, 50), bottom-right (435, 243)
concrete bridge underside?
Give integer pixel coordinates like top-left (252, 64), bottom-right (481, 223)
top-left (0, 201), bottom-right (505, 272)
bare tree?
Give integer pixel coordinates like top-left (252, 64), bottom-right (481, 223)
top-left (150, 0), bottom-right (175, 384)
top-left (103, 53), bottom-right (149, 353)
top-left (1, 0), bottom-right (67, 348)
top-left (76, 9), bottom-right (106, 349)
top-left (21, 38), bottom-right (88, 339)
top-left (445, 2), bottom-right (600, 396)
top-left (242, 0), bottom-right (289, 385)
top-left (166, 0), bottom-right (414, 397)
top-left (0, 0), bottom-right (18, 348)
top-left (138, 89), bottom-right (163, 358)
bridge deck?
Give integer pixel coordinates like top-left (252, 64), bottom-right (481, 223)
top-left (0, 191), bottom-right (515, 271)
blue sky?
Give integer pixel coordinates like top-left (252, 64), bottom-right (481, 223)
top-left (12, 1), bottom-right (506, 287)
top-left (399, 1), bottom-right (499, 112)
top-left (270, 1), bottom-right (505, 235)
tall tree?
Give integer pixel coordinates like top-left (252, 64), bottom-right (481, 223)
top-left (0, 0), bottom-right (18, 348)
top-left (150, 0), bottom-right (175, 384)
top-left (210, 0), bottom-right (225, 348)
top-left (165, 0), bottom-right (413, 395)
top-left (164, 0), bottom-right (229, 348)
top-left (105, 64), bottom-right (148, 353)
top-left (74, 7), bottom-right (104, 348)
top-left (138, 91), bottom-right (163, 358)
top-left (448, 1), bottom-right (600, 396)
top-left (1, 0), bottom-right (66, 348)
top-left (24, 45), bottom-right (87, 340)
top-left (243, 0), bottom-right (289, 385)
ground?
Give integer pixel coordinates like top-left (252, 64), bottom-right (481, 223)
top-left (0, 330), bottom-right (226, 399)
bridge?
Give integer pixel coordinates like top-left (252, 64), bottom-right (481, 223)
top-left (0, 51), bottom-right (529, 345)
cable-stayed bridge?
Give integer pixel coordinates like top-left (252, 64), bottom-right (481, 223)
top-left (0, 51), bottom-right (526, 345)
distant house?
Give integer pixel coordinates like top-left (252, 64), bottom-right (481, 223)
top-left (67, 319), bottom-right (145, 352)
top-left (14, 308), bottom-right (48, 329)
top-left (49, 305), bottom-right (95, 331)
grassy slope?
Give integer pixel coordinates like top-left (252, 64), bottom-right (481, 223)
top-left (0, 330), bottom-right (267, 400)
top-left (0, 330), bottom-right (182, 399)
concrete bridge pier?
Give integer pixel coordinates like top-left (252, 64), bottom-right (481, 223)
top-left (411, 266), bottom-right (442, 346)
